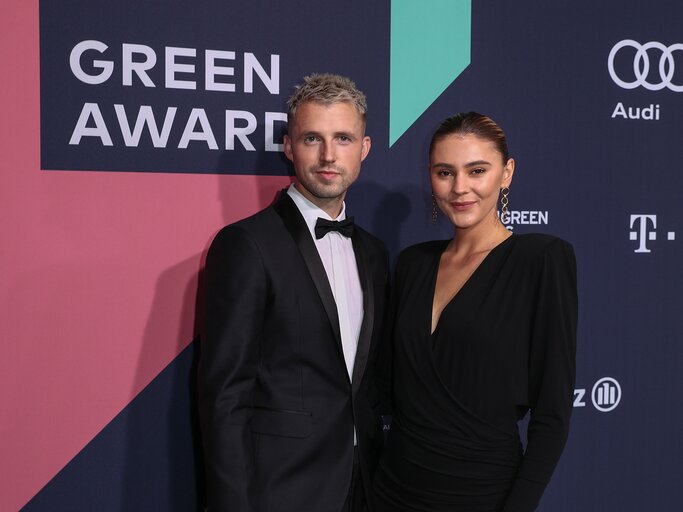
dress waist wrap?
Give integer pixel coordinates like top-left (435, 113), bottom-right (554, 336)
top-left (373, 418), bottom-right (522, 511)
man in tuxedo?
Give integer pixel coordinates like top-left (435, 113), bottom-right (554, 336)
top-left (199, 74), bottom-right (388, 512)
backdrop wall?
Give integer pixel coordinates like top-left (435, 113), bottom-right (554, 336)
top-left (2, 1), bottom-right (681, 510)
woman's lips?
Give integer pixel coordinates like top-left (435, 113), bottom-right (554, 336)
top-left (450, 201), bottom-right (476, 211)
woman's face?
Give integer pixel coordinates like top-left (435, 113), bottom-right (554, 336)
top-left (430, 133), bottom-right (514, 232)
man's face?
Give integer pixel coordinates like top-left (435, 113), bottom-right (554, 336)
top-left (284, 101), bottom-right (371, 217)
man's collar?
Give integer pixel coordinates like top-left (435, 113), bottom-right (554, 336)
top-left (286, 184), bottom-right (347, 238)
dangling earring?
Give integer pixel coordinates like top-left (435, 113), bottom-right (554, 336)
top-left (500, 187), bottom-right (510, 224)
top-left (431, 194), bottom-right (438, 224)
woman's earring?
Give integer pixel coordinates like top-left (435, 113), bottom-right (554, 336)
top-left (500, 187), bottom-right (510, 224)
top-left (431, 194), bottom-right (438, 224)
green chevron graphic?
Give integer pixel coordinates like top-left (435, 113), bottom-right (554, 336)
top-left (390, 0), bottom-right (471, 146)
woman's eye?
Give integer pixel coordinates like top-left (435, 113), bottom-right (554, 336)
top-left (471, 167), bottom-right (485, 175)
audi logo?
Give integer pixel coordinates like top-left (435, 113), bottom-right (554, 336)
top-left (608, 39), bottom-right (683, 92)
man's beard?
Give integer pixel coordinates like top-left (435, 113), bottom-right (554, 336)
top-left (301, 164), bottom-right (350, 199)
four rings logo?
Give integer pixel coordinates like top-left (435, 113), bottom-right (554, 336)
top-left (608, 39), bottom-right (683, 91)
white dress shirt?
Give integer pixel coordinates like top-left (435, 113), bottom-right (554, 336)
top-left (287, 184), bottom-right (364, 380)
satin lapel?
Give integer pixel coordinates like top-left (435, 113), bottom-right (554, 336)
top-left (350, 231), bottom-right (375, 391)
top-left (272, 193), bottom-right (344, 355)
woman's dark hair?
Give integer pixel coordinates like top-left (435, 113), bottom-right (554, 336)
top-left (429, 112), bottom-right (510, 163)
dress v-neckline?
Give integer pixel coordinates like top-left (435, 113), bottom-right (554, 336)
top-left (429, 235), bottom-right (514, 336)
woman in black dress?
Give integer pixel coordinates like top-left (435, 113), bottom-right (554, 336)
top-left (372, 113), bottom-right (577, 512)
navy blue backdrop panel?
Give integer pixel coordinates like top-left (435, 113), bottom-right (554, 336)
top-left (39, 0), bottom-right (389, 175)
top-left (31, 0), bottom-right (682, 510)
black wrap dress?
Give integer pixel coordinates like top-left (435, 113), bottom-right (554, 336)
top-left (372, 234), bottom-right (577, 512)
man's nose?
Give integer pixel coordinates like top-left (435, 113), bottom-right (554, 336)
top-left (320, 141), bottom-right (336, 162)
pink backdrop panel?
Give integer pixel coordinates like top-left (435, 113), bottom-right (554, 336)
top-left (0, 2), bottom-right (292, 509)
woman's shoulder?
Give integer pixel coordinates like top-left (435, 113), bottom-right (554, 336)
top-left (393, 239), bottom-right (449, 278)
top-left (511, 233), bottom-right (574, 257)
top-left (398, 239), bottom-right (449, 263)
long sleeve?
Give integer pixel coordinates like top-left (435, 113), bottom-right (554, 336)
top-left (503, 239), bottom-right (578, 512)
top-left (198, 225), bottom-right (267, 512)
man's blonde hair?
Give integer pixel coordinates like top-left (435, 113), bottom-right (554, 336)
top-left (287, 73), bottom-right (367, 125)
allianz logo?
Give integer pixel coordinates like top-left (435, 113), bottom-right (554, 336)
top-left (574, 377), bottom-right (621, 412)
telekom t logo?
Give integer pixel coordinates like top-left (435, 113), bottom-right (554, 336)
top-left (629, 214), bottom-right (676, 253)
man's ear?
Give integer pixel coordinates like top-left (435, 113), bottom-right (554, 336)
top-left (283, 134), bottom-right (293, 162)
top-left (360, 135), bottom-right (371, 161)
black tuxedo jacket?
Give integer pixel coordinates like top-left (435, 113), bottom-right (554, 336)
top-left (199, 191), bottom-right (389, 512)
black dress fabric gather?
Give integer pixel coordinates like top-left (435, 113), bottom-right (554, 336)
top-left (372, 234), bottom-right (577, 512)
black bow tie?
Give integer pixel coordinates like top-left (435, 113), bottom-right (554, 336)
top-left (314, 217), bottom-right (355, 239)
